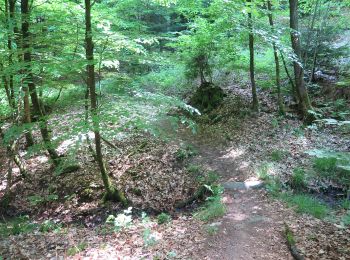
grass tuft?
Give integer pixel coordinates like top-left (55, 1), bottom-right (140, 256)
top-left (281, 194), bottom-right (329, 219)
top-left (195, 196), bottom-right (226, 222)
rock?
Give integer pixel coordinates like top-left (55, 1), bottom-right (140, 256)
top-left (223, 180), bottom-right (264, 191)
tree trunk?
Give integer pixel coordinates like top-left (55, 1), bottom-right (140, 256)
top-left (10, 0), bottom-right (34, 147)
top-left (267, 0), bottom-right (285, 115)
top-left (280, 50), bottom-right (298, 103)
top-left (247, 0), bottom-right (259, 112)
top-left (84, 0), bottom-right (127, 205)
top-left (5, 0), bottom-right (15, 110)
top-left (0, 62), bottom-right (12, 108)
top-left (289, 0), bottom-right (312, 118)
top-left (21, 0), bottom-right (59, 162)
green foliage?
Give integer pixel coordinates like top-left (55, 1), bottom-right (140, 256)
top-left (157, 213), bottom-right (172, 225)
top-left (0, 216), bottom-right (64, 238)
top-left (195, 195), bottom-right (226, 222)
top-left (292, 127), bottom-right (305, 137)
top-left (205, 224), bottom-right (219, 235)
top-left (314, 157), bottom-right (338, 172)
top-left (341, 211), bottom-right (350, 226)
top-left (256, 163), bottom-right (270, 180)
top-left (257, 163), bottom-right (282, 196)
top-left (340, 199), bottom-right (350, 210)
top-left (134, 64), bottom-right (189, 96)
top-left (290, 168), bottom-right (307, 190)
top-left (284, 224), bottom-right (296, 246)
top-left (195, 185), bottom-right (226, 222)
top-left (67, 242), bottom-right (88, 256)
top-left (28, 194), bottom-right (58, 206)
top-left (175, 144), bottom-right (198, 161)
top-left (39, 220), bottom-right (62, 233)
top-left (143, 228), bottom-right (158, 247)
top-left (0, 216), bottom-right (36, 237)
top-left (281, 194), bottom-right (329, 219)
top-left (270, 149), bottom-right (288, 162)
top-left (307, 149), bottom-right (350, 186)
top-left (187, 164), bottom-right (202, 175)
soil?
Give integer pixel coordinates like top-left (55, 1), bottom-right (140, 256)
top-left (178, 130), bottom-right (294, 259)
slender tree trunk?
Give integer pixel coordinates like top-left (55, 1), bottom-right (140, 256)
top-left (267, 0), bottom-right (285, 115)
top-left (84, 0), bottom-right (127, 204)
top-left (21, 0), bottom-right (59, 163)
top-left (10, 0), bottom-right (34, 147)
top-left (5, 0), bottom-right (15, 110)
top-left (247, 0), bottom-right (259, 112)
top-left (289, 0), bottom-right (312, 118)
top-left (1, 62), bottom-right (12, 107)
top-left (280, 51), bottom-right (298, 103)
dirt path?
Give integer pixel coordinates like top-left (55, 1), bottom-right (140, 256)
top-left (185, 135), bottom-right (294, 259)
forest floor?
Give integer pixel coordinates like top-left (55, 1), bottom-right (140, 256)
top-left (0, 82), bottom-right (350, 259)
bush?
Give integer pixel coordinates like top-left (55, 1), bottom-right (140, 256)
top-left (157, 213), bottom-right (172, 225)
top-left (290, 168), bottom-right (307, 190)
top-left (175, 145), bottom-right (197, 161)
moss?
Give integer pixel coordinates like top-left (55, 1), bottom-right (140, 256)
top-left (103, 187), bottom-right (128, 206)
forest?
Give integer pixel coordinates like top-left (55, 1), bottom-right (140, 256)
top-left (0, 0), bottom-right (349, 259)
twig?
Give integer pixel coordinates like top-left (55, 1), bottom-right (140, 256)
top-left (101, 136), bottom-right (120, 152)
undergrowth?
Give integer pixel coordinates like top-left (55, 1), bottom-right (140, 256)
top-left (280, 193), bottom-right (329, 219)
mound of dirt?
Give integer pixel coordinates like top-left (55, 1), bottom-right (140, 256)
top-left (189, 82), bottom-right (225, 112)
top-left (111, 141), bottom-right (199, 212)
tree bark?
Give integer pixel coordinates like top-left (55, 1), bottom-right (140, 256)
top-left (267, 0), bottom-right (285, 115)
top-left (10, 0), bottom-right (34, 147)
top-left (21, 0), bottom-right (59, 162)
top-left (84, 0), bottom-right (127, 205)
top-left (289, 0), bottom-right (312, 118)
top-left (247, 0), bottom-right (259, 112)
top-left (5, 0), bottom-right (15, 110)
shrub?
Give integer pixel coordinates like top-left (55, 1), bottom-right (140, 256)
top-left (290, 168), bottom-right (307, 190)
top-left (175, 145), bottom-right (197, 161)
top-left (157, 213), bottom-right (172, 225)
top-left (67, 242), bottom-right (87, 256)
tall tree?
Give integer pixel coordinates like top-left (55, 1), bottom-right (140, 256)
top-left (289, 0), bottom-right (312, 118)
top-left (10, 0), bottom-right (34, 147)
top-left (84, 0), bottom-right (127, 204)
top-left (267, 0), bottom-right (285, 115)
top-left (5, 0), bottom-right (15, 109)
top-left (247, 0), bottom-right (259, 112)
top-left (21, 0), bottom-right (59, 163)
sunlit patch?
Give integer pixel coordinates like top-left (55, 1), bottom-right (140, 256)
top-left (226, 212), bottom-right (247, 221)
top-left (57, 132), bottom-right (95, 153)
top-left (238, 161), bottom-right (250, 170)
top-left (221, 147), bottom-right (245, 159)
top-left (36, 156), bottom-right (49, 164)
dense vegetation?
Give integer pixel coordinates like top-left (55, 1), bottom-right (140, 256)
top-left (0, 0), bottom-right (349, 259)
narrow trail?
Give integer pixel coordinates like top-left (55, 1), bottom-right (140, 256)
top-left (183, 134), bottom-right (294, 259)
